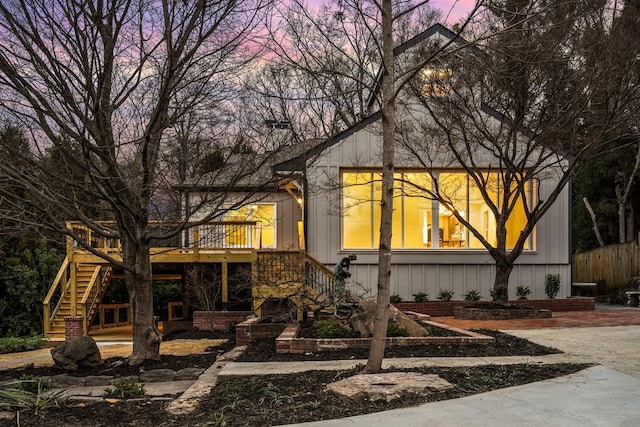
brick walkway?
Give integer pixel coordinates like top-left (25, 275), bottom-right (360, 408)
top-left (433, 307), bottom-right (640, 330)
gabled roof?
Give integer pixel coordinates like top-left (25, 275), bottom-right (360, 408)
top-left (274, 23), bottom-right (460, 173)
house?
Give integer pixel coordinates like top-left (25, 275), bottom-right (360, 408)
top-left (274, 23), bottom-right (572, 302)
top-left (42, 23), bottom-right (572, 340)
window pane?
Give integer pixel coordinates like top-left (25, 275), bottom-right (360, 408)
top-left (468, 173), bottom-right (498, 248)
top-left (505, 180), bottom-right (531, 250)
top-left (225, 206), bottom-right (248, 247)
top-left (402, 173), bottom-right (433, 248)
top-left (252, 204), bottom-right (276, 248)
top-left (343, 172), bottom-right (373, 248)
top-left (438, 173), bottom-right (467, 248)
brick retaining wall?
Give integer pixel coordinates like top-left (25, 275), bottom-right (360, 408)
top-left (236, 318), bottom-right (287, 346)
top-left (395, 297), bottom-right (594, 317)
top-left (275, 321), bottom-right (495, 354)
top-left (193, 311), bottom-right (254, 332)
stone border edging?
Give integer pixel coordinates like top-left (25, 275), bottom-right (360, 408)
top-left (274, 313), bottom-right (494, 354)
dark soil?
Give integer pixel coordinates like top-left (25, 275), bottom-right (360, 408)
top-left (1, 328), bottom-right (588, 427)
top-left (0, 330), bottom-right (235, 383)
top-left (236, 328), bottom-right (560, 362)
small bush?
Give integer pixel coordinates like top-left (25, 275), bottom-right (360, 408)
top-left (437, 289), bottom-right (455, 301)
top-left (0, 378), bottom-right (64, 414)
top-left (103, 376), bottom-right (146, 400)
top-left (386, 322), bottom-right (410, 337)
top-left (315, 319), bottom-right (352, 339)
top-left (463, 290), bottom-right (481, 301)
top-left (0, 335), bottom-right (46, 354)
top-left (412, 292), bottom-right (429, 302)
top-left (516, 285), bottom-right (531, 299)
top-left (544, 274), bottom-right (561, 299)
top-left (390, 293), bottom-right (402, 304)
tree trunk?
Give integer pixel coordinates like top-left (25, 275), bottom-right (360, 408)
top-left (582, 197), bottom-right (605, 247)
top-left (492, 257), bottom-right (513, 304)
top-left (122, 231), bottom-right (161, 365)
top-left (364, 0), bottom-right (394, 374)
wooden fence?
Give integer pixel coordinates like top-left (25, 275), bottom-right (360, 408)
top-left (572, 241), bottom-right (639, 294)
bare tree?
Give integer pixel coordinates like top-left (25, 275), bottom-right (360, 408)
top-left (261, 0), bottom-right (480, 373)
top-left (0, 0), bottom-right (274, 364)
top-left (400, 0), bottom-right (640, 303)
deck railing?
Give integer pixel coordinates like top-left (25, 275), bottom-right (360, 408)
top-left (66, 220), bottom-right (263, 253)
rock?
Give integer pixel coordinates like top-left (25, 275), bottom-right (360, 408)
top-left (140, 369), bottom-right (176, 382)
top-left (48, 374), bottom-right (87, 388)
top-left (85, 375), bottom-right (114, 386)
top-left (50, 336), bottom-right (103, 371)
top-left (326, 372), bottom-right (453, 402)
top-left (350, 298), bottom-right (428, 337)
top-left (175, 368), bottom-right (204, 381)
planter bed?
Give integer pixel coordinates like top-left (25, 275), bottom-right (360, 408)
top-left (274, 314), bottom-right (494, 354)
top-left (454, 305), bottom-right (552, 320)
top-left (395, 297), bottom-right (594, 317)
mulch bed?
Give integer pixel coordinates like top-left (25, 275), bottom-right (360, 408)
top-left (1, 328), bottom-right (588, 427)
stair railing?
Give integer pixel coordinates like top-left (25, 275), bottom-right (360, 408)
top-left (43, 256), bottom-right (70, 335)
top-left (80, 265), bottom-right (112, 334)
top-left (304, 253), bottom-right (336, 302)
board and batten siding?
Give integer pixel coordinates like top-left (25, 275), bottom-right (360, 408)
top-left (304, 125), bottom-right (572, 300)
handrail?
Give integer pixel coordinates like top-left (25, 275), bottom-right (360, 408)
top-left (43, 257), bottom-right (70, 334)
top-left (304, 253), bottom-right (336, 300)
top-left (44, 256), bottom-right (69, 305)
top-left (81, 265), bottom-right (112, 334)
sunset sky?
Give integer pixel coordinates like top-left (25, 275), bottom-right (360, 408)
top-left (306, 0), bottom-right (478, 24)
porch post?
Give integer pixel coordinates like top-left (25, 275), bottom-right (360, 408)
top-left (222, 261), bottom-right (229, 304)
top-left (70, 263), bottom-right (77, 316)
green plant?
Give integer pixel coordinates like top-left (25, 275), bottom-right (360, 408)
top-left (0, 335), bottom-right (45, 354)
top-left (390, 293), bottom-right (402, 303)
top-left (437, 289), bottom-right (455, 301)
top-left (103, 376), bottom-right (146, 399)
top-left (544, 274), bottom-right (561, 299)
top-left (412, 292), bottom-right (429, 302)
top-left (315, 319), bottom-right (352, 338)
top-left (386, 322), bottom-right (410, 337)
top-left (0, 378), bottom-right (65, 414)
top-left (516, 285), bottom-right (531, 299)
top-left (463, 290), bottom-right (481, 301)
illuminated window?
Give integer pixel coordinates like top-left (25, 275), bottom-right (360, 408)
top-left (421, 67), bottom-right (453, 97)
top-left (225, 204), bottom-right (276, 248)
top-left (342, 170), bottom-right (533, 250)
top-left (342, 172), bottom-right (433, 249)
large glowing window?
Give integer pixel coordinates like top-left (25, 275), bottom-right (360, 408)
top-left (342, 170), bottom-right (533, 250)
top-left (342, 172), bottom-right (433, 249)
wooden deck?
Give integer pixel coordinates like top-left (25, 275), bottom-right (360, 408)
top-left (44, 221), bottom-right (336, 340)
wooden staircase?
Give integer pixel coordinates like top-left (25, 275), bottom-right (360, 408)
top-left (252, 251), bottom-right (336, 319)
top-left (44, 259), bottom-right (112, 341)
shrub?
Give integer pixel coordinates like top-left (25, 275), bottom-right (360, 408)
top-left (0, 335), bottom-right (45, 354)
top-left (516, 285), bottom-right (531, 299)
top-left (390, 293), bottom-right (402, 304)
top-left (315, 319), bottom-right (352, 339)
top-left (463, 290), bottom-right (481, 301)
top-left (544, 274), bottom-right (561, 299)
top-left (103, 376), bottom-right (146, 400)
top-left (412, 292), bottom-right (429, 302)
top-left (437, 289), bottom-right (454, 301)
top-left (386, 322), bottom-right (410, 337)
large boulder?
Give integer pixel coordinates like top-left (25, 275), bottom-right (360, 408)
top-left (350, 298), bottom-right (428, 337)
top-left (51, 336), bottom-right (104, 371)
